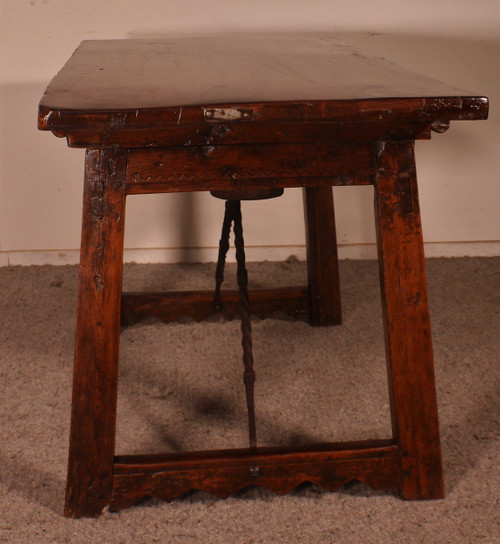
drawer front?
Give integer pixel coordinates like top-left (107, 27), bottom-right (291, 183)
top-left (126, 143), bottom-right (376, 194)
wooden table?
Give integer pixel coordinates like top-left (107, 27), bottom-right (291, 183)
top-left (38, 36), bottom-right (488, 518)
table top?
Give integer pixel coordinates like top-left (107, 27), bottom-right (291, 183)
top-left (38, 35), bottom-right (488, 143)
top-left (40, 36), bottom-right (481, 109)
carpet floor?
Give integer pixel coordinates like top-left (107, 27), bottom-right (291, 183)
top-left (0, 258), bottom-right (498, 543)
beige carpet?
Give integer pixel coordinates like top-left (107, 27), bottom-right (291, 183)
top-left (0, 258), bottom-right (498, 543)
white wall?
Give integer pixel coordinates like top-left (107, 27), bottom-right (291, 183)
top-left (1, 0), bottom-right (499, 266)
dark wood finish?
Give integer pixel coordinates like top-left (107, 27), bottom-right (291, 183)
top-left (37, 36), bottom-right (488, 517)
top-left (127, 175), bottom-right (369, 196)
top-left (38, 97), bottom-right (487, 150)
top-left (121, 287), bottom-right (308, 327)
top-left (374, 140), bottom-right (444, 499)
top-left (125, 143), bottom-right (375, 194)
top-left (38, 38), bottom-right (482, 110)
top-left (210, 187), bottom-right (284, 200)
top-left (64, 149), bottom-right (127, 517)
top-left (110, 440), bottom-right (400, 511)
top-left (39, 100), bottom-right (486, 136)
top-left (304, 187), bottom-right (342, 325)
top-left (52, 120), bottom-right (437, 149)
top-left (37, 38), bottom-right (487, 150)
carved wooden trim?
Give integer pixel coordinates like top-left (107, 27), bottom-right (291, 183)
top-left (125, 143), bottom-right (376, 193)
top-left (121, 287), bottom-right (309, 327)
top-left (110, 440), bottom-right (401, 511)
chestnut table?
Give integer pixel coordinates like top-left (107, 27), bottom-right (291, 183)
top-left (38, 36), bottom-right (488, 518)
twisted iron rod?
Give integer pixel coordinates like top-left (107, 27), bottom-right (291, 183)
top-left (213, 200), bottom-right (257, 449)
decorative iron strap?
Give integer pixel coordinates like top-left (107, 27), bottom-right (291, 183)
top-left (213, 200), bottom-right (257, 449)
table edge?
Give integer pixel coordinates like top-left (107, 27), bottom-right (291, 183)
top-left (38, 96), bottom-right (489, 134)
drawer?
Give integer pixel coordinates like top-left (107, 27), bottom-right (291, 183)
top-left (126, 142), bottom-right (376, 194)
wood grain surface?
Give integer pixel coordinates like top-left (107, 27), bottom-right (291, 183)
top-left (37, 36), bottom-right (488, 150)
top-left (39, 36), bottom-right (480, 110)
top-left (110, 440), bottom-right (400, 510)
top-left (64, 149), bottom-right (127, 517)
top-left (37, 36), bottom-right (488, 516)
top-left (374, 140), bottom-right (444, 499)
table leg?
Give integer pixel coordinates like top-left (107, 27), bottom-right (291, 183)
top-left (374, 140), bottom-right (444, 500)
top-left (64, 149), bottom-right (127, 517)
top-left (303, 186), bottom-right (342, 326)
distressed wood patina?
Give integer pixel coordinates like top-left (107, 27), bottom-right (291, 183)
top-left (38, 35), bottom-right (488, 517)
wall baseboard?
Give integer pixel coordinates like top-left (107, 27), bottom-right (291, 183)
top-left (1, 241), bottom-right (499, 267)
